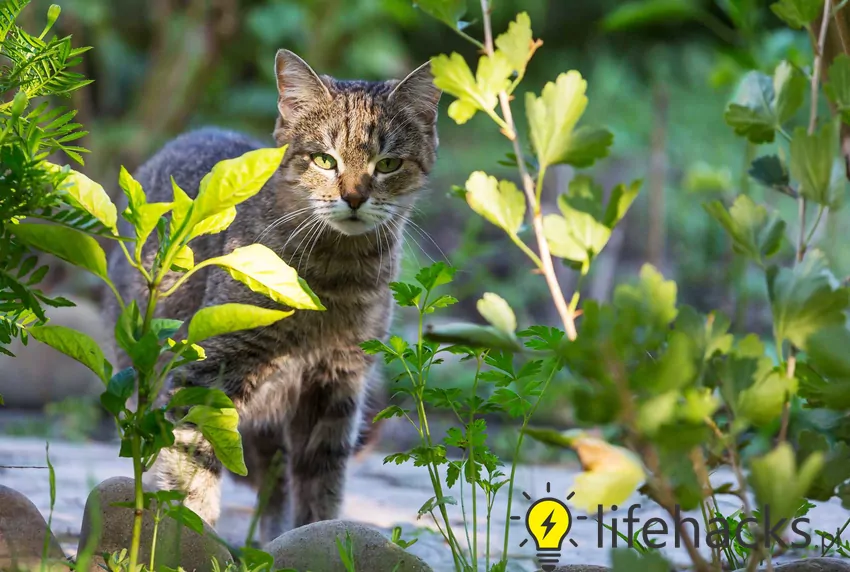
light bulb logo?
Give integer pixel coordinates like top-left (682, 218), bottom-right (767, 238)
top-left (513, 482), bottom-right (578, 572)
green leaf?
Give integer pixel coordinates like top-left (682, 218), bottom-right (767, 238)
top-left (790, 121), bottom-right (845, 207)
top-left (613, 264), bottom-right (678, 340)
top-left (545, 177), bottom-right (641, 273)
top-left (425, 322), bottom-right (523, 352)
top-left (415, 262), bottom-right (456, 291)
top-left (770, 0), bottom-right (824, 29)
top-left (167, 387), bottom-right (234, 410)
top-left (30, 325), bottom-right (110, 383)
top-left (413, 0), bottom-right (466, 30)
top-left (773, 60), bottom-right (806, 124)
top-left (522, 427), bottom-right (576, 449)
top-left (187, 146), bottom-right (288, 230)
top-left (12, 223), bottom-right (108, 280)
top-left (101, 368), bottom-right (135, 416)
top-left (826, 54), bottom-right (850, 124)
top-left (526, 72), bottom-right (612, 169)
top-left (202, 244), bottom-right (324, 310)
top-left (171, 245), bottom-right (194, 272)
top-left (187, 303), bottom-right (293, 344)
top-left (796, 430), bottom-right (850, 501)
top-left (749, 155), bottom-right (790, 192)
top-left (602, 0), bottom-right (702, 31)
top-left (119, 166), bottom-right (145, 210)
top-left (767, 251), bottom-right (849, 350)
top-left (476, 293), bottom-right (516, 334)
top-left (373, 405), bottom-right (409, 422)
top-left (494, 12), bottom-right (538, 77)
top-left (431, 52), bottom-right (512, 125)
top-left (724, 63), bottom-right (805, 143)
top-left (181, 405), bottom-right (247, 476)
top-left (46, 163), bottom-right (117, 232)
top-left (750, 443), bottom-right (823, 534)
top-left (169, 177), bottom-right (192, 236)
top-left (611, 545), bottom-right (673, 571)
top-left (674, 306), bottom-right (734, 363)
top-left (465, 171), bottom-right (525, 237)
top-left (389, 282), bottom-right (422, 307)
top-left (806, 325), bottom-right (850, 379)
top-left (703, 195), bottom-right (786, 265)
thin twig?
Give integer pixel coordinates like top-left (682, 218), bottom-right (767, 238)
top-left (780, 0), bottom-right (834, 444)
top-left (478, 0), bottom-right (577, 340)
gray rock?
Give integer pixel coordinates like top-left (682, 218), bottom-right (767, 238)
top-left (76, 476), bottom-right (231, 572)
top-left (0, 484), bottom-right (66, 570)
top-left (737, 558), bottom-right (850, 571)
top-left (265, 520), bottom-right (433, 572)
top-left (0, 300), bottom-right (113, 408)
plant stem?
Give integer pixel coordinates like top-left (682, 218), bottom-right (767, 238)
top-left (780, 0), bottom-right (833, 446)
top-left (501, 362), bottom-right (560, 560)
top-left (478, 0), bottom-right (578, 341)
top-left (468, 354), bottom-right (484, 570)
top-left (150, 508), bottom-right (161, 570)
top-left (128, 431), bottom-right (145, 572)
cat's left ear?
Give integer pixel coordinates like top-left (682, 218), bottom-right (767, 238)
top-left (389, 61), bottom-right (441, 126)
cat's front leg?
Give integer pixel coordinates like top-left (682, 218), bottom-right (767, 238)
top-left (287, 355), bottom-right (368, 526)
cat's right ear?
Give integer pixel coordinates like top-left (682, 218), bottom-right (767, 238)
top-left (275, 49), bottom-right (331, 120)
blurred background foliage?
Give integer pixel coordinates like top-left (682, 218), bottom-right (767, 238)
top-left (4, 0), bottom-right (846, 436)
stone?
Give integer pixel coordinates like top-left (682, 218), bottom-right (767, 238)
top-left (737, 558), bottom-right (850, 571)
top-left (76, 477), bottom-right (232, 572)
top-left (0, 485), bottom-right (67, 570)
top-left (552, 566), bottom-right (610, 571)
top-left (265, 520), bottom-right (433, 572)
top-left (0, 299), bottom-right (113, 408)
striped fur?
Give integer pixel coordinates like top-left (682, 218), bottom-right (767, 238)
top-left (105, 50), bottom-right (440, 541)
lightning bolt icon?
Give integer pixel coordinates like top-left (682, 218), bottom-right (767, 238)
top-left (540, 509), bottom-right (557, 539)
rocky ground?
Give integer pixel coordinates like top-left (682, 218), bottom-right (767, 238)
top-left (4, 435), bottom-right (850, 571)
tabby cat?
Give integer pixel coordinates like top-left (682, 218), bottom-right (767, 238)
top-left (106, 49), bottom-right (440, 541)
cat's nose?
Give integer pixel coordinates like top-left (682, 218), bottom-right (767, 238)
top-left (341, 190), bottom-right (367, 210)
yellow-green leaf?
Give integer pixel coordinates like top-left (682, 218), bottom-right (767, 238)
top-left (13, 223), bottom-right (108, 280)
top-left (568, 435), bottom-right (646, 513)
top-left (465, 171), bottom-right (525, 237)
top-left (526, 72), bottom-right (586, 168)
top-left (30, 324), bottom-right (111, 383)
top-left (170, 177), bottom-right (192, 236)
top-left (476, 293), bottom-right (516, 334)
top-left (187, 303), bottom-right (293, 344)
top-left (171, 245), bottom-right (194, 272)
top-left (119, 166), bottom-right (145, 210)
top-left (189, 146), bottom-right (287, 228)
top-left (47, 163), bottom-right (117, 232)
top-left (494, 12), bottom-right (538, 77)
top-left (191, 207), bottom-right (237, 240)
top-left (431, 52), bottom-right (512, 125)
top-left (204, 244), bottom-right (324, 311)
top-left (181, 406), bottom-right (247, 476)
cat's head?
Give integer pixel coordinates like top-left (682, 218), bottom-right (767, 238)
top-left (273, 49), bottom-right (440, 237)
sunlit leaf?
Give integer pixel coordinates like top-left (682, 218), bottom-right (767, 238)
top-left (568, 434), bottom-right (646, 513)
top-left (476, 293), bottom-right (516, 334)
top-left (187, 146), bottom-right (287, 230)
top-left (526, 72), bottom-right (611, 169)
top-left (47, 163), bottom-right (117, 232)
top-left (494, 12), bottom-right (540, 78)
top-left (187, 303), bottom-right (293, 344)
top-left (724, 62), bottom-right (805, 143)
top-left (465, 171), bottom-right (525, 237)
top-left (167, 387), bottom-right (234, 410)
top-left (431, 52), bottom-right (512, 125)
top-left (201, 244), bottom-right (324, 310)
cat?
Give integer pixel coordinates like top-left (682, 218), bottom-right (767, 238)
top-left (105, 49), bottom-right (440, 542)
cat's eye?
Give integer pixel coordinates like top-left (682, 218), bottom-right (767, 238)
top-left (311, 153), bottom-right (337, 170)
top-left (375, 157), bottom-right (403, 174)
